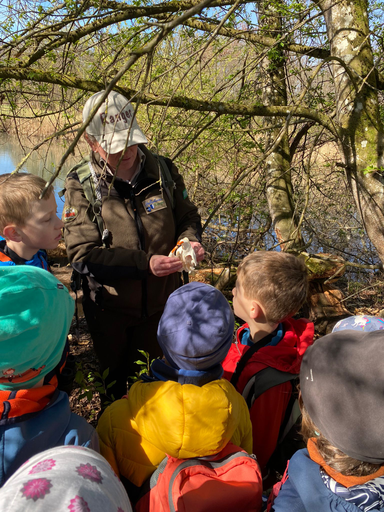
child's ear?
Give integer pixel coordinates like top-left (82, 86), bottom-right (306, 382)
top-left (250, 301), bottom-right (264, 320)
top-left (3, 224), bottom-right (22, 242)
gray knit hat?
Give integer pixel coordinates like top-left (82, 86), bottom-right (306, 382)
top-left (301, 330), bottom-right (384, 463)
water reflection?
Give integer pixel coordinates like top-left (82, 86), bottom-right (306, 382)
top-left (0, 134), bottom-right (88, 217)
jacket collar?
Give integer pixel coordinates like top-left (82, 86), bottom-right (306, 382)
top-left (0, 239), bottom-right (25, 265)
top-left (143, 359), bottom-right (224, 386)
top-left (0, 385), bottom-right (59, 425)
top-left (237, 317), bottom-right (315, 374)
top-left (308, 438), bottom-right (384, 488)
top-left (238, 323), bottom-right (284, 347)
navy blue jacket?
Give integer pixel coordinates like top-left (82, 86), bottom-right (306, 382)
top-left (271, 449), bottom-right (384, 512)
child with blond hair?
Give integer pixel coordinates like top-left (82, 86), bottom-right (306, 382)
top-left (222, 251), bottom-right (314, 477)
top-left (0, 173), bottom-right (63, 269)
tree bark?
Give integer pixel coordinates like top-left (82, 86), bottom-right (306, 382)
top-left (257, 0), bottom-right (304, 251)
top-left (319, 0), bottom-right (384, 261)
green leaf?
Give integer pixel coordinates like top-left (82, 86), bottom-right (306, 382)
top-left (75, 371), bottom-right (84, 384)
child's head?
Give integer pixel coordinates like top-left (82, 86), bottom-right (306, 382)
top-left (233, 251), bottom-right (308, 324)
top-left (300, 329), bottom-right (384, 476)
top-left (157, 282), bottom-right (234, 371)
top-left (0, 266), bottom-right (74, 390)
top-left (0, 446), bottom-right (133, 512)
top-left (0, 173), bottom-right (63, 256)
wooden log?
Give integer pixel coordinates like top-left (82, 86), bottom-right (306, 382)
top-left (302, 252), bottom-right (346, 282)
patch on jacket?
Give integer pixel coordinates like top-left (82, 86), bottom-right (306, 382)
top-left (63, 206), bottom-right (78, 222)
top-left (142, 195), bottom-right (167, 214)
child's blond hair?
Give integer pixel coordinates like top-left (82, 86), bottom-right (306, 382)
top-left (0, 173), bottom-right (53, 234)
top-left (237, 251), bottom-right (308, 324)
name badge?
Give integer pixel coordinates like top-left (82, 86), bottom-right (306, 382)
top-left (143, 195), bottom-right (167, 214)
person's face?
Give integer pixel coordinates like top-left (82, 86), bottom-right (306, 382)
top-left (18, 194), bottom-right (64, 252)
top-left (92, 141), bottom-right (139, 176)
top-left (232, 277), bottom-right (253, 323)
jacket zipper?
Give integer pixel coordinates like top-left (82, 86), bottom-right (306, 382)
top-left (235, 340), bottom-right (242, 356)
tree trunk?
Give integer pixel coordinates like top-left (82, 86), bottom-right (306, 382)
top-left (257, 0), bottom-right (304, 251)
top-left (319, 0), bottom-right (384, 262)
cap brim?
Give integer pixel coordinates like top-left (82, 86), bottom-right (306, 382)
top-left (98, 126), bottom-right (148, 154)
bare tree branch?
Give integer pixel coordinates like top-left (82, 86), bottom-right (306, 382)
top-left (0, 67), bottom-right (337, 134)
top-left (41, 0), bottom-right (218, 192)
top-left (169, 18), bottom-right (330, 59)
top-left (23, 0), bottom-right (255, 67)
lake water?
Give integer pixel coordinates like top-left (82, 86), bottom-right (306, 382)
top-left (0, 134), bottom-right (88, 217)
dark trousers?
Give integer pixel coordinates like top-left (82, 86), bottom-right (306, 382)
top-left (83, 298), bottom-right (163, 401)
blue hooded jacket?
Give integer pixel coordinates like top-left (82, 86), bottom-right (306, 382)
top-left (271, 449), bottom-right (384, 512)
top-left (0, 237), bottom-right (50, 270)
top-left (0, 386), bottom-right (99, 486)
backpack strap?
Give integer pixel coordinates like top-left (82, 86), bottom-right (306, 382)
top-left (278, 389), bottom-right (301, 441)
top-left (152, 153), bottom-right (176, 210)
top-left (231, 333), bottom-right (301, 450)
top-left (79, 161), bottom-right (110, 248)
top-left (230, 331), bottom-right (275, 389)
top-left (61, 160), bottom-right (109, 312)
top-left (242, 367), bottom-right (298, 408)
top-left (61, 159), bottom-right (109, 248)
top-left (135, 456), bottom-right (168, 503)
top-left (243, 366), bottom-right (302, 466)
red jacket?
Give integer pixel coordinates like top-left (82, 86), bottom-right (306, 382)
top-left (222, 318), bottom-right (314, 471)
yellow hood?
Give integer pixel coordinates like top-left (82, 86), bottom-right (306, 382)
top-left (97, 379), bottom-right (252, 487)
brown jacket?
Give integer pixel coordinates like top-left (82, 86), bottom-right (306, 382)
top-left (63, 146), bottom-right (201, 318)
